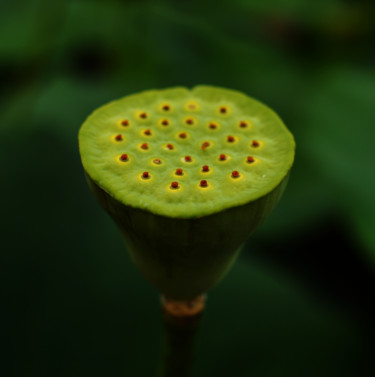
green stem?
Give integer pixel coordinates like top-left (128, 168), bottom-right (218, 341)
top-left (157, 295), bottom-right (205, 377)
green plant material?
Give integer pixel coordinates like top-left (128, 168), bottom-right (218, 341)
top-left (79, 86), bottom-right (295, 299)
top-left (303, 68), bottom-right (375, 264)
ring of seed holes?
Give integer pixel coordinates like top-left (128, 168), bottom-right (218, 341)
top-left (114, 102), bottom-right (261, 190)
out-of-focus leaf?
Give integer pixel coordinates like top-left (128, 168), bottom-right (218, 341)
top-left (31, 77), bottom-right (117, 141)
top-left (303, 68), bottom-right (375, 263)
top-left (194, 256), bottom-right (366, 377)
top-left (0, 0), bottom-right (67, 59)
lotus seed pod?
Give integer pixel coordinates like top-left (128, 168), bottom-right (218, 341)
top-left (79, 86), bottom-right (295, 300)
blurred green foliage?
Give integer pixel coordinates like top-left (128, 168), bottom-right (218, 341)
top-left (1, 0), bottom-right (374, 376)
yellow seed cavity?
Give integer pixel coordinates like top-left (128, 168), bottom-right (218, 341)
top-left (207, 121), bottom-right (221, 130)
top-left (167, 183), bottom-right (183, 192)
top-left (226, 135), bottom-right (239, 144)
top-left (181, 156), bottom-right (195, 164)
top-left (140, 129), bottom-right (153, 137)
top-left (196, 181), bottom-right (213, 191)
top-left (158, 103), bottom-right (174, 113)
top-left (138, 142), bottom-right (151, 151)
top-left (158, 118), bottom-right (171, 127)
top-left (134, 110), bottom-right (150, 121)
top-left (200, 166), bottom-right (213, 175)
top-left (137, 172), bottom-right (153, 182)
top-left (184, 100), bottom-right (200, 112)
top-left (112, 134), bottom-right (125, 142)
top-left (229, 171), bottom-right (244, 181)
top-left (118, 119), bottom-right (131, 128)
top-left (238, 119), bottom-right (253, 130)
top-left (243, 157), bottom-right (259, 167)
top-left (172, 168), bottom-right (186, 178)
top-left (163, 143), bottom-right (177, 152)
top-left (200, 140), bottom-right (214, 150)
top-left (216, 105), bottom-right (232, 116)
top-left (115, 154), bottom-right (132, 164)
top-left (183, 116), bottom-right (198, 126)
top-left (175, 131), bottom-right (189, 140)
top-left (217, 154), bottom-right (232, 163)
top-left (151, 158), bottom-right (163, 166)
top-left (249, 140), bottom-right (264, 149)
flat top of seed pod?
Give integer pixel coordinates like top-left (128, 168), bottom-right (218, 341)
top-left (79, 86), bottom-right (295, 218)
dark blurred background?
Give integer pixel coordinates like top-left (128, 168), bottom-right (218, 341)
top-left (1, 0), bottom-right (375, 376)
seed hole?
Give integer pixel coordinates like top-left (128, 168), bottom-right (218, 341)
top-left (120, 154), bottom-right (128, 161)
top-left (252, 140), bottom-right (260, 147)
top-left (247, 156), bottom-right (255, 163)
top-left (200, 179), bottom-right (208, 187)
top-left (184, 155), bottom-right (192, 162)
top-left (162, 119), bottom-right (169, 126)
top-left (167, 143), bottom-right (174, 150)
top-left (240, 121), bottom-right (247, 128)
top-left (201, 141), bottom-right (210, 150)
top-left (121, 120), bottom-right (129, 126)
top-left (141, 143), bottom-right (148, 150)
top-left (153, 158), bottom-right (162, 164)
top-left (179, 132), bottom-right (187, 139)
top-left (209, 123), bottom-right (217, 129)
top-left (227, 135), bottom-right (235, 143)
top-left (220, 107), bottom-right (227, 114)
top-left (186, 118), bottom-right (194, 125)
top-left (219, 153), bottom-right (226, 161)
top-left (162, 105), bottom-right (170, 111)
top-left (115, 134), bottom-right (123, 141)
top-left (202, 165), bottom-right (209, 172)
top-left (142, 171), bottom-right (149, 179)
top-left (175, 168), bottom-right (183, 176)
top-left (171, 181), bottom-right (179, 189)
top-left (232, 170), bottom-right (240, 178)
top-left (144, 129), bottom-right (151, 136)
top-left (140, 112), bottom-right (147, 119)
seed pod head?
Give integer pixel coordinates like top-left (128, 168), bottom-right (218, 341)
top-left (79, 86), bottom-right (295, 299)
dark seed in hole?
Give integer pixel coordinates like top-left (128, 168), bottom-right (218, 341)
top-left (227, 135), bottom-right (235, 142)
top-left (200, 180), bottom-right (208, 187)
top-left (240, 121), bottom-right (247, 128)
top-left (232, 171), bottom-right (240, 178)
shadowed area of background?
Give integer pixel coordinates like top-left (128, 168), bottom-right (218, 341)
top-left (1, 0), bottom-right (374, 376)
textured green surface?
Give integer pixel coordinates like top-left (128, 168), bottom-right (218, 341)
top-left (79, 86), bottom-right (295, 218)
top-left (86, 172), bottom-right (289, 298)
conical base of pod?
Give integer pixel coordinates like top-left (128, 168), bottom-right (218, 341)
top-left (85, 172), bottom-right (290, 300)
